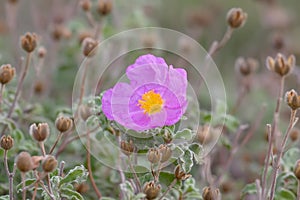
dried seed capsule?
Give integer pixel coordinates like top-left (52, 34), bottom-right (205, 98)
top-left (143, 181), bottom-right (161, 200)
top-left (120, 140), bottom-right (134, 156)
top-left (29, 123), bottom-right (50, 142)
top-left (75, 183), bottom-right (89, 194)
top-left (97, 0), bottom-right (112, 16)
top-left (79, 105), bottom-right (92, 121)
top-left (266, 53), bottom-right (295, 77)
top-left (174, 165), bottom-right (191, 180)
top-left (158, 144), bottom-right (172, 163)
top-left (55, 116), bottom-right (72, 132)
top-left (80, 0), bottom-right (91, 12)
top-left (16, 152), bottom-right (33, 173)
top-left (226, 8), bottom-right (247, 28)
top-left (20, 32), bottom-right (37, 53)
top-left (0, 135), bottom-right (14, 150)
top-left (202, 186), bottom-right (220, 200)
top-left (285, 89), bottom-right (300, 110)
top-left (294, 160), bottom-right (300, 180)
top-left (42, 155), bottom-right (58, 173)
top-left (235, 57), bottom-right (258, 76)
top-left (147, 148), bottom-right (161, 164)
top-left (0, 64), bottom-right (15, 85)
top-left (37, 46), bottom-right (47, 58)
top-left (163, 129), bottom-right (173, 144)
top-left (290, 128), bottom-right (299, 142)
top-left (82, 37), bottom-right (98, 57)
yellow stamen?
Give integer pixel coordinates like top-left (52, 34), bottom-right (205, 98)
top-left (138, 90), bottom-right (164, 115)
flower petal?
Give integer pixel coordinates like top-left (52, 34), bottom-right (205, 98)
top-left (101, 89), bottom-right (113, 120)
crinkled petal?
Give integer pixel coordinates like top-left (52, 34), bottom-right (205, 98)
top-left (101, 89), bottom-right (113, 120)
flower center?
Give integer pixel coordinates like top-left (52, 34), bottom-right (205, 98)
top-left (138, 90), bottom-right (164, 115)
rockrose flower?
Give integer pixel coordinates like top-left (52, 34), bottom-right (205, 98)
top-left (102, 54), bottom-right (187, 131)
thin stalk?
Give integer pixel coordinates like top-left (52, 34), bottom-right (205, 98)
top-left (261, 124), bottom-right (272, 199)
top-left (39, 142), bottom-right (46, 156)
top-left (86, 128), bottom-right (102, 198)
top-left (159, 179), bottom-right (177, 200)
top-left (4, 150), bottom-right (14, 200)
top-left (39, 182), bottom-right (55, 200)
top-left (1, 52), bottom-right (32, 136)
top-left (46, 175), bottom-right (54, 199)
top-left (269, 109), bottom-right (298, 200)
top-left (21, 172), bottom-right (26, 200)
top-left (49, 133), bottom-right (62, 155)
top-left (0, 84), bottom-right (4, 110)
top-left (297, 180), bottom-right (300, 200)
top-left (128, 155), bottom-right (141, 192)
top-left (208, 26), bottom-right (234, 57)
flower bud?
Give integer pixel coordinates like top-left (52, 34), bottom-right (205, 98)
top-left (79, 105), bottom-right (92, 121)
top-left (163, 129), bottom-right (173, 144)
top-left (97, 0), bottom-right (112, 16)
top-left (266, 53), bottom-right (295, 77)
top-left (158, 144), bottom-right (172, 163)
top-left (285, 89), bottom-right (300, 110)
top-left (80, 0), bottom-right (91, 11)
top-left (226, 8), bottom-right (247, 28)
top-left (143, 181), bottom-right (161, 200)
top-left (294, 160), bottom-right (300, 180)
top-left (55, 116), bottom-right (72, 132)
top-left (147, 148), bottom-right (161, 164)
top-left (0, 135), bottom-right (14, 150)
top-left (174, 165), bottom-right (191, 181)
top-left (20, 32), bottom-right (37, 53)
top-left (37, 46), bottom-right (47, 58)
top-left (29, 123), bottom-right (50, 142)
top-left (290, 128), bottom-right (299, 142)
top-left (34, 80), bottom-right (44, 95)
top-left (0, 64), bottom-right (15, 85)
top-left (82, 37), bottom-right (98, 57)
top-left (202, 186), bottom-right (220, 200)
top-left (120, 140), bottom-right (134, 156)
top-left (235, 57), bottom-right (258, 76)
top-left (42, 155), bottom-right (58, 173)
top-left (16, 152), bottom-right (33, 173)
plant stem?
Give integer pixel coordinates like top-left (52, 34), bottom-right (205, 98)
top-left (0, 84), bottom-right (4, 111)
top-left (49, 133), bottom-right (62, 155)
top-left (269, 109), bottom-right (298, 200)
top-left (208, 26), bottom-right (233, 57)
top-left (261, 124), bottom-right (272, 199)
top-left (297, 180), bottom-right (300, 200)
top-left (127, 155), bottom-right (141, 192)
top-left (21, 172), bottom-right (26, 200)
top-left (39, 182), bottom-right (55, 200)
top-left (86, 128), bottom-right (102, 199)
top-left (4, 150), bottom-right (14, 200)
top-left (1, 52), bottom-right (32, 136)
top-left (159, 179), bottom-right (177, 200)
top-left (39, 142), bottom-right (46, 156)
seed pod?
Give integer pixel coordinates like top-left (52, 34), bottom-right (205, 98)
top-left (285, 89), bottom-right (300, 110)
top-left (290, 128), bottom-right (299, 142)
top-left (120, 140), bottom-right (134, 156)
top-left (37, 46), bottom-right (47, 58)
top-left (42, 155), bottom-right (58, 173)
top-left (163, 129), bottom-right (173, 144)
top-left (80, 0), bottom-right (91, 11)
top-left (0, 64), bottom-right (15, 85)
top-left (30, 123), bottom-right (50, 142)
top-left (294, 160), bottom-right (300, 180)
top-left (82, 37), bottom-right (98, 57)
top-left (202, 186), bottom-right (220, 200)
top-left (226, 8), bottom-right (247, 28)
top-left (55, 116), bottom-right (72, 132)
top-left (79, 105), bottom-right (92, 121)
top-left (20, 32), bottom-right (37, 53)
top-left (16, 152), bottom-right (33, 173)
top-left (158, 144), bottom-right (172, 163)
top-left (174, 165), bottom-right (191, 181)
top-left (75, 183), bottom-right (89, 194)
top-left (147, 148), bottom-right (161, 164)
top-left (143, 181), bottom-right (161, 200)
top-left (97, 0), bottom-right (112, 16)
top-left (235, 57), bottom-right (258, 76)
top-left (0, 135), bottom-right (14, 150)
top-left (266, 53), bottom-right (295, 77)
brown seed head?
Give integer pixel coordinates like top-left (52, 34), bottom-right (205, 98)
top-left (266, 53), bottom-right (295, 77)
top-left (8, 0), bottom-right (18, 4)
top-left (158, 144), bottom-right (172, 163)
top-left (16, 152), bottom-right (33, 173)
top-left (80, 0), bottom-right (91, 11)
top-left (34, 80), bottom-right (44, 95)
top-left (0, 64), bottom-right (15, 85)
top-left (163, 129), bottom-right (173, 144)
top-left (294, 160), bottom-right (300, 180)
top-left (75, 183), bottom-right (89, 194)
top-left (97, 0), bottom-right (112, 16)
top-left (290, 128), bottom-right (299, 142)
top-left (37, 46), bottom-right (47, 58)
top-left (79, 105), bottom-right (92, 121)
top-left (82, 37), bottom-right (98, 57)
top-left (0, 135), bottom-right (14, 150)
top-left (285, 89), bottom-right (300, 110)
top-left (30, 123), bottom-right (50, 142)
top-left (20, 32), bottom-right (37, 53)
top-left (42, 155), bottom-right (58, 173)
top-left (143, 181), bottom-right (161, 200)
top-left (202, 186), bottom-right (220, 200)
top-left (174, 165), bottom-right (191, 180)
top-left (235, 57), bottom-right (258, 76)
top-left (147, 148), bottom-right (161, 164)
top-left (55, 116), bottom-right (72, 132)
top-left (120, 140), bottom-right (135, 156)
top-left (226, 8), bottom-right (247, 28)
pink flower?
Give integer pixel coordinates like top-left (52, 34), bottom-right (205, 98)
top-left (102, 54), bottom-right (187, 131)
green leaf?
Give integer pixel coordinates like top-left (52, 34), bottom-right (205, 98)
top-left (275, 188), bottom-right (296, 200)
top-left (189, 143), bottom-right (203, 164)
top-left (174, 129), bottom-right (194, 140)
top-left (60, 188), bottom-right (84, 200)
top-left (220, 136), bottom-right (232, 150)
top-left (223, 114), bottom-right (240, 132)
top-left (180, 149), bottom-right (194, 173)
top-left (159, 171), bottom-right (176, 186)
top-left (241, 183), bottom-right (257, 198)
top-left (59, 165), bottom-right (88, 188)
top-left (133, 193), bottom-right (146, 200)
top-left (101, 197), bottom-right (117, 200)
top-left (0, 195), bottom-right (9, 200)
top-left (17, 179), bottom-right (36, 192)
top-left (120, 181), bottom-right (134, 199)
top-left (283, 147), bottom-right (300, 170)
